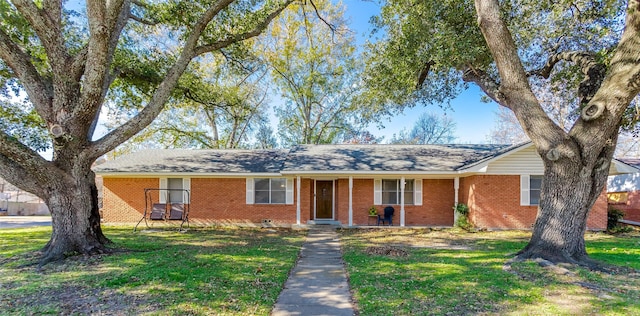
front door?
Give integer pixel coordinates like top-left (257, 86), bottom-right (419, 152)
top-left (315, 180), bottom-right (333, 219)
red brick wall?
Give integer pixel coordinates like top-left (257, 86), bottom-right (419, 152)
top-left (102, 178), bottom-right (158, 223)
top-left (460, 175), bottom-right (606, 230)
top-left (102, 177), bottom-right (313, 226)
top-left (609, 191), bottom-right (640, 222)
top-left (342, 179), bottom-right (454, 226)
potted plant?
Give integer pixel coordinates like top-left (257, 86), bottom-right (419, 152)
top-left (369, 206), bottom-right (378, 216)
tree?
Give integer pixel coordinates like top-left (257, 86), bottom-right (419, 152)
top-left (105, 57), bottom-right (271, 152)
top-left (389, 112), bottom-right (456, 144)
top-left (365, 0), bottom-right (640, 266)
top-left (0, 0), bottom-right (293, 264)
top-left (260, 0), bottom-right (364, 145)
top-left (487, 106), bottom-right (528, 144)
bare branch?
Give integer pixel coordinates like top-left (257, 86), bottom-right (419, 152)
top-left (307, 0), bottom-right (336, 33)
top-left (129, 13), bottom-right (157, 25)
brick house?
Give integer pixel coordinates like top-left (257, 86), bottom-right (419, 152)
top-left (608, 158), bottom-right (640, 223)
top-left (94, 143), bottom-right (635, 230)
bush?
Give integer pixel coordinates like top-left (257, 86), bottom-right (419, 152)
top-left (607, 208), bottom-right (633, 234)
top-left (607, 208), bottom-right (625, 231)
top-left (454, 203), bottom-right (472, 230)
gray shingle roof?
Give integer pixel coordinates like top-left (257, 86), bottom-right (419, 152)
top-left (93, 149), bottom-right (288, 174)
top-left (94, 144), bottom-right (522, 175)
top-left (282, 144), bottom-right (515, 172)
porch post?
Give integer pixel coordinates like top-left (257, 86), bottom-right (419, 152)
top-left (454, 177), bottom-right (460, 223)
top-left (296, 176), bottom-right (301, 225)
top-left (400, 176), bottom-right (405, 227)
top-left (348, 176), bottom-right (353, 226)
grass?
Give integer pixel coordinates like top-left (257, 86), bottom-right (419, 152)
top-left (0, 226), bottom-right (305, 315)
top-left (2, 226), bottom-right (639, 315)
top-left (341, 228), bottom-right (640, 316)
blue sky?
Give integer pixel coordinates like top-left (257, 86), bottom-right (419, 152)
top-left (343, 0), bottom-right (501, 144)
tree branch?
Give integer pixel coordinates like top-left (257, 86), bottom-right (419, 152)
top-left (474, 0), bottom-right (570, 153)
top-left (0, 28), bottom-right (52, 120)
top-left (461, 66), bottom-right (505, 106)
top-left (0, 131), bottom-right (57, 197)
top-left (416, 61), bottom-right (435, 88)
top-left (89, 0), bottom-right (239, 158)
top-left (528, 51), bottom-right (606, 106)
top-left (194, 0), bottom-right (294, 56)
top-left (12, 0), bottom-right (70, 72)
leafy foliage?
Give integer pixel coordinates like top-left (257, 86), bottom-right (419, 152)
top-left (260, 0), bottom-right (366, 145)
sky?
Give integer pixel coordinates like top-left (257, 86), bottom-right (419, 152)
top-left (342, 0), bottom-right (501, 144)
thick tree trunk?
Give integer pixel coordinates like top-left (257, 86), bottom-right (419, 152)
top-left (40, 169), bottom-right (110, 265)
top-left (517, 146), bottom-right (611, 266)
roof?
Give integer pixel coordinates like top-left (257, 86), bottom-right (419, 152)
top-left (616, 158), bottom-right (640, 169)
top-left (94, 143), bottom-right (528, 176)
top-left (282, 144), bottom-right (516, 173)
top-left (93, 149), bottom-right (288, 175)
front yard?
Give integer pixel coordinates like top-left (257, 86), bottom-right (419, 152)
top-left (1, 226), bottom-right (639, 315)
top-left (341, 228), bottom-right (640, 315)
top-left (0, 226), bottom-right (305, 315)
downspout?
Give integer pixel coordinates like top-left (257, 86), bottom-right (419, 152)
top-left (349, 176), bottom-right (353, 227)
top-left (454, 177), bottom-right (460, 224)
top-left (400, 176), bottom-right (405, 227)
top-left (296, 176), bottom-right (301, 225)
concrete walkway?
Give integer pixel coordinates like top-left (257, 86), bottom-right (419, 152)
top-left (272, 226), bottom-right (356, 316)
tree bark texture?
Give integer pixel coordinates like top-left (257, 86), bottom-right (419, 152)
top-left (41, 169), bottom-right (110, 264)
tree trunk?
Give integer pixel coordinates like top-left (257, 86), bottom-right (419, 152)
top-left (40, 169), bottom-right (110, 265)
top-left (517, 151), bottom-right (609, 266)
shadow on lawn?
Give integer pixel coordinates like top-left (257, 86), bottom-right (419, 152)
top-left (0, 227), bottom-right (306, 315)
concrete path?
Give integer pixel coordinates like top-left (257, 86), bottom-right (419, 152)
top-left (272, 226), bottom-right (356, 316)
top-left (0, 215), bottom-right (51, 229)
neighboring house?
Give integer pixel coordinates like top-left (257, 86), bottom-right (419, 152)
top-left (94, 143), bottom-right (635, 230)
top-left (608, 158), bottom-right (640, 222)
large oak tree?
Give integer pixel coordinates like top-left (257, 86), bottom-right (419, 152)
top-left (0, 0), bottom-right (294, 264)
top-left (364, 0), bottom-right (640, 265)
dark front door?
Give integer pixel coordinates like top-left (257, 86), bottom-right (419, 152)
top-left (315, 181), bottom-right (333, 219)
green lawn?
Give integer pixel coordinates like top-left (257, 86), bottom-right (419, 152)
top-left (2, 226), bottom-right (639, 315)
top-left (0, 226), bottom-right (305, 315)
top-left (341, 229), bottom-right (640, 316)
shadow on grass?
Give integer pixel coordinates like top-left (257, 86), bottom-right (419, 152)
top-left (0, 226), bottom-right (306, 315)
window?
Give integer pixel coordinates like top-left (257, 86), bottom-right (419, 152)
top-left (529, 175), bottom-right (542, 205)
top-left (168, 178), bottom-right (183, 203)
top-left (381, 179), bottom-right (414, 205)
top-left (159, 178), bottom-right (191, 204)
top-left (254, 178), bottom-right (286, 204)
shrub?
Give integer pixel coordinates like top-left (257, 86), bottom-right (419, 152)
top-left (454, 203), bottom-right (472, 230)
top-left (607, 208), bottom-right (632, 234)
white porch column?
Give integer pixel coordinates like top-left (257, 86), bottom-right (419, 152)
top-left (454, 177), bottom-right (460, 223)
top-left (296, 176), bottom-right (301, 225)
top-left (400, 176), bottom-right (405, 227)
top-left (348, 176), bottom-right (353, 226)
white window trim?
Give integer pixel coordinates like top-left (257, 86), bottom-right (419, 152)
top-left (159, 177), bottom-right (190, 204)
top-left (247, 177), bottom-right (293, 205)
top-left (520, 174), bottom-right (530, 206)
top-left (376, 179), bottom-right (418, 205)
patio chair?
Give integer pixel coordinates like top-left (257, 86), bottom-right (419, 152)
top-left (377, 206), bottom-right (394, 226)
top-left (150, 203), bottom-right (166, 220)
top-left (168, 203), bottom-right (185, 220)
